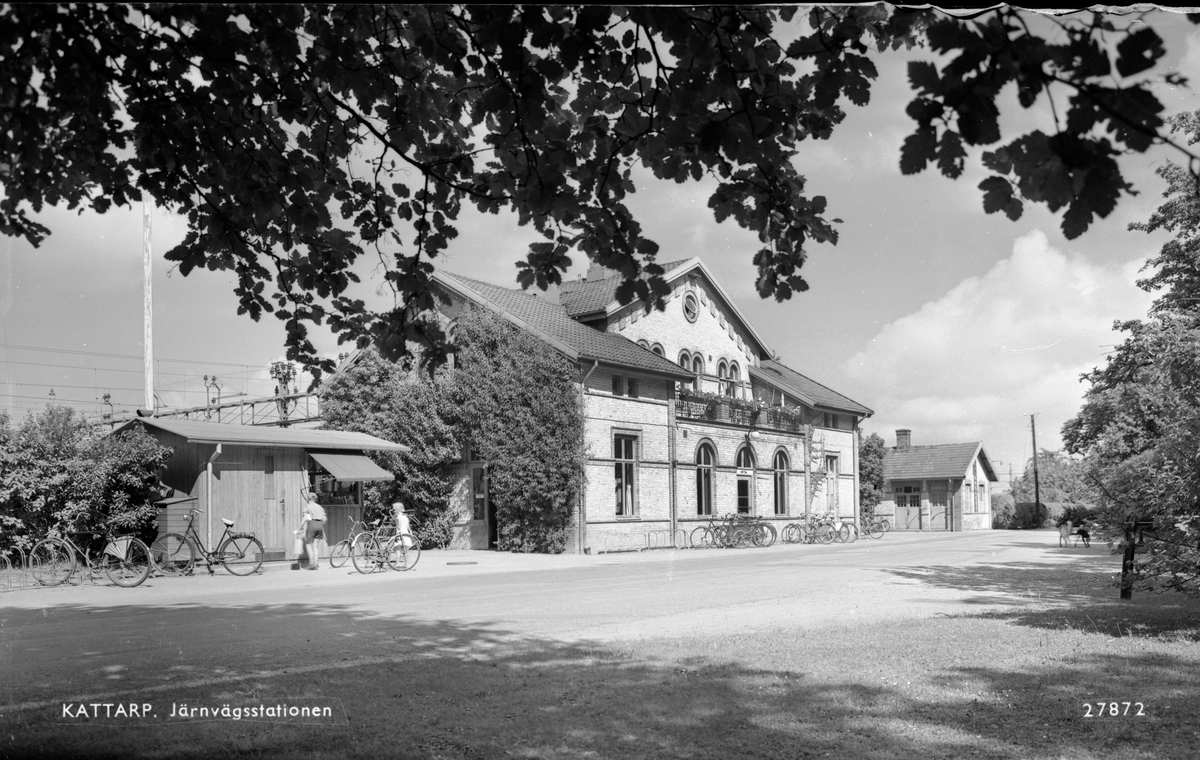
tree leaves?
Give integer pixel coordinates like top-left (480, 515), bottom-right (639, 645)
top-left (0, 5), bottom-right (1192, 375)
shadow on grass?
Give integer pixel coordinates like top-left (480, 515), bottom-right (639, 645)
top-left (3, 599), bottom-right (1198, 760)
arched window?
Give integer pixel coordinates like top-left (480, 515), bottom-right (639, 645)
top-left (736, 445), bottom-right (755, 469)
top-left (773, 450), bottom-right (788, 515)
top-left (735, 445), bottom-right (755, 514)
top-left (692, 356), bottom-right (704, 391)
top-left (679, 350), bottom-right (691, 368)
top-left (637, 339), bottom-right (650, 349)
top-left (695, 443), bottom-right (715, 515)
top-left (651, 343), bottom-right (665, 357)
top-left (728, 362), bottom-right (740, 398)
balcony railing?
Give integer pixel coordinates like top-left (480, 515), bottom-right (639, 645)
top-left (675, 391), bottom-right (804, 433)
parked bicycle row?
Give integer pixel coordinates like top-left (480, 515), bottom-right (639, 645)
top-left (688, 512), bottom-right (892, 549)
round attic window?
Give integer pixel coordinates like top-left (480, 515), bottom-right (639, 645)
top-left (683, 292), bottom-right (699, 323)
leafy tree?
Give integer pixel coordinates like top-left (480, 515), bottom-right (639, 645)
top-left (990, 491), bottom-right (1016, 529)
top-left (858, 432), bottom-right (886, 523)
top-left (447, 307), bottom-right (586, 553)
top-left (319, 348), bottom-right (462, 547)
top-left (1062, 109), bottom-right (1200, 595)
top-left (1009, 448), bottom-right (1096, 506)
top-left (0, 406), bottom-right (172, 554)
top-left (2, 5), bottom-right (1195, 375)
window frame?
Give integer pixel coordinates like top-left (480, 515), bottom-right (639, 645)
top-left (683, 292), bottom-right (699, 323)
top-left (773, 449), bottom-right (788, 516)
top-left (695, 441), bottom-right (715, 516)
top-left (614, 433), bottom-right (639, 517)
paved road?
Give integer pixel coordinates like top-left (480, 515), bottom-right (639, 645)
top-left (0, 530), bottom-right (1108, 712)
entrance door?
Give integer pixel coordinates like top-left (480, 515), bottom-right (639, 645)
top-left (485, 467), bottom-right (498, 549)
top-left (736, 478), bottom-right (751, 514)
top-left (928, 484), bottom-right (949, 531)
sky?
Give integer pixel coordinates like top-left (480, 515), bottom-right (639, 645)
top-left (2, 7), bottom-right (1198, 491)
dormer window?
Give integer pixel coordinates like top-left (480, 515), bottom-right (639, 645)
top-left (612, 375), bottom-right (639, 398)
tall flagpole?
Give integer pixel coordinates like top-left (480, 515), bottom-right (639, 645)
top-left (143, 201), bottom-right (153, 411)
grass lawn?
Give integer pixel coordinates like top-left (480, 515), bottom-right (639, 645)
top-left (4, 545), bottom-right (1199, 759)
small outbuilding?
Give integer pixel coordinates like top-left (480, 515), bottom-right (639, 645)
top-left (877, 428), bottom-right (996, 532)
top-left (114, 418), bottom-right (408, 560)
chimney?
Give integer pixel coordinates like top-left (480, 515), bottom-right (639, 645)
top-left (896, 429), bottom-right (911, 449)
top-left (586, 262), bottom-right (612, 282)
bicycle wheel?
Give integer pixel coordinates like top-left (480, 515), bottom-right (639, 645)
top-left (836, 524), bottom-right (852, 543)
top-left (880, 518), bottom-right (892, 533)
top-left (217, 535), bottom-right (264, 576)
top-left (761, 523), bottom-right (777, 548)
top-left (398, 534), bottom-right (420, 570)
top-left (352, 535), bottom-right (382, 574)
top-left (867, 522), bottom-right (885, 540)
top-left (30, 538), bottom-right (75, 586)
top-left (102, 537), bottom-right (152, 588)
top-left (689, 526), bottom-right (710, 549)
top-left (150, 533), bottom-right (196, 575)
top-left (781, 524), bottom-right (797, 544)
top-left (816, 525), bottom-right (835, 544)
top-left (329, 540), bottom-right (352, 569)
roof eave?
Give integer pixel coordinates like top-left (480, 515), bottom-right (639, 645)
top-left (433, 271), bottom-right (581, 362)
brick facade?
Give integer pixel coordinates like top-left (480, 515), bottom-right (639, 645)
top-left (434, 260), bottom-right (872, 552)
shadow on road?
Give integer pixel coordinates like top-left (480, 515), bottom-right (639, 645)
top-left (3, 595), bottom-right (1198, 760)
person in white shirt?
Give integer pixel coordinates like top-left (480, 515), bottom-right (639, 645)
top-left (302, 491), bottom-right (327, 569)
top-left (393, 502), bottom-right (412, 547)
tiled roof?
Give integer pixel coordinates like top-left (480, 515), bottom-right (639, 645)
top-left (753, 360), bottom-right (873, 416)
top-left (559, 259), bottom-right (691, 317)
top-left (441, 273), bottom-right (694, 379)
top-left (883, 442), bottom-right (997, 481)
top-left (113, 417), bottom-right (410, 451)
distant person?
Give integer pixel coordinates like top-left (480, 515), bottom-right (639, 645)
top-left (302, 491), bottom-right (327, 569)
top-left (1058, 520), bottom-right (1072, 548)
top-left (393, 502), bottom-right (413, 547)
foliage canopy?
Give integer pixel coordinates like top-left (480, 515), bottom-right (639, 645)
top-left (1, 5), bottom-right (1195, 376)
top-left (1062, 109), bottom-right (1200, 595)
top-left (0, 407), bottom-right (173, 554)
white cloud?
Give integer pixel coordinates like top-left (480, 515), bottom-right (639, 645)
top-left (846, 229), bottom-right (1155, 477)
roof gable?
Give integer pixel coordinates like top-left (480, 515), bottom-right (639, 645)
top-left (434, 271), bottom-right (693, 380)
top-left (559, 258), bottom-right (774, 359)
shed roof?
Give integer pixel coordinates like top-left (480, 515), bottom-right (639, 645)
top-left (435, 271), bottom-right (694, 380)
top-left (883, 442), bottom-right (997, 482)
top-left (113, 417), bottom-right (409, 452)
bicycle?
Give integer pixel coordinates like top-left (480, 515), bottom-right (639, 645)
top-left (328, 516), bottom-right (380, 569)
top-left (149, 509), bottom-right (264, 576)
top-left (29, 527), bottom-right (153, 588)
top-left (352, 516), bottom-right (422, 574)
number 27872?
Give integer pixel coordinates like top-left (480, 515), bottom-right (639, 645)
top-left (1084, 702), bottom-right (1145, 717)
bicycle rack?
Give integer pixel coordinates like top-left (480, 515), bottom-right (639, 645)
top-left (1, 548), bottom-right (42, 592)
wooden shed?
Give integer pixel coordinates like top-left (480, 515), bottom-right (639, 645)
top-left (114, 418), bottom-right (408, 560)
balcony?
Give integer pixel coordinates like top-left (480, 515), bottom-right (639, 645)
top-left (675, 390), bottom-right (804, 433)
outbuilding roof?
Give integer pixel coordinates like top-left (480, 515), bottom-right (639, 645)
top-left (751, 360), bottom-right (873, 416)
top-left (883, 442), bottom-right (997, 482)
top-left (434, 271), bottom-right (694, 380)
top-left (113, 417), bottom-right (409, 452)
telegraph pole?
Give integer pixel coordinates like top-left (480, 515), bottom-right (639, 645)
top-left (143, 200), bottom-right (154, 411)
top-left (1029, 413), bottom-right (1041, 513)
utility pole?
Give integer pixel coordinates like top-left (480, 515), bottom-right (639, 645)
top-left (143, 200), bottom-right (154, 412)
top-left (1029, 413), bottom-right (1041, 514)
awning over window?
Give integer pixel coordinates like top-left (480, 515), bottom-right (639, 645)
top-left (309, 451), bottom-right (395, 482)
